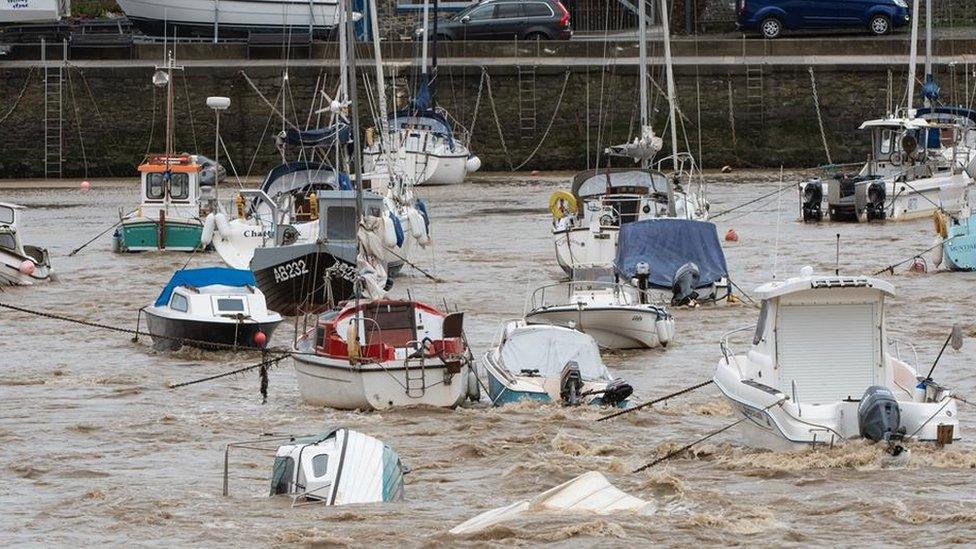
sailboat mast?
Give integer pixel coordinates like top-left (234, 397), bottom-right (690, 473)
top-left (346, 0), bottom-right (365, 225)
top-left (431, 0), bottom-right (439, 106)
top-left (660, 0), bottom-right (678, 216)
top-left (420, 1), bottom-right (430, 77)
top-left (923, 0), bottom-right (932, 108)
top-left (906, 0), bottom-right (920, 113)
top-left (638, 0), bottom-right (649, 141)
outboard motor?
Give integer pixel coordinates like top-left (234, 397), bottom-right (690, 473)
top-left (671, 262), bottom-right (701, 306)
top-left (858, 386), bottom-right (904, 443)
top-left (801, 180), bottom-right (823, 222)
top-left (559, 361), bottom-right (584, 406)
top-left (865, 180), bottom-right (887, 221)
top-left (600, 379), bottom-right (633, 408)
top-left (633, 261), bottom-right (651, 304)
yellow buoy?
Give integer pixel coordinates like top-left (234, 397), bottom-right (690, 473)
top-left (235, 193), bottom-right (245, 219)
top-left (309, 193), bottom-right (319, 220)
top-left (933, 210), bottom-right (948, 238)
top-left (548, 190), bottom-right (577, 220)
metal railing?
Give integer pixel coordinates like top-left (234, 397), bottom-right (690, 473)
top-left (524, 280), bottom-right (656, 315)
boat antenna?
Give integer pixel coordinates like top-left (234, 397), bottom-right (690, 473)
top-left (925, 324), bottom-right (964, 381)
top-left (835, 233), bottom-right (841, 275)
top-left (771, 166), bottom-right (784, 279)
top-left (344, 0), bottom-right (365, 311)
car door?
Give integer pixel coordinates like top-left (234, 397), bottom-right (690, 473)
top-left (492, 1), bottom-right (526, 39)
top-left (457, 3), bottom-right (497, 39)
top-left (800, 0), bottom-right (840, 28)
top-left (834, 0), bottom-right (869, 26)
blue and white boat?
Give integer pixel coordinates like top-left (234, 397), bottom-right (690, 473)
top-left (481, 320), bottom-right (632, 407)
top-left (937, 211), bottom-right (976, 271)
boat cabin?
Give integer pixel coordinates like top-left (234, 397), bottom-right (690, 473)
top-left (153, 268), bottom-right (273, 319)
top-left (859, 117), bottom-right (963, 179)
top-left (748, 273), bottom-right (897, 405)
top-left (137, 154), bottom-right (205, 209)
top-left (570, 168), bottom-right (671, 226)
top-left (314, 300), bottom-right (464, 364)
top-left (0, 203), bottom-right (26, 257)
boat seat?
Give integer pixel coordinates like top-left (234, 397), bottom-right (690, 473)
top-left (443, 312), bottom-right (464, 339)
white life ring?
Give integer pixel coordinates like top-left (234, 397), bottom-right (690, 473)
top-left (200, 213), bottom-right (216, 245)
top-left (214, 212), bottom-right (232, 238)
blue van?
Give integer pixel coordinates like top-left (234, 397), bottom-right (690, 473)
top-left (736, 0), bottom-right (910, 39)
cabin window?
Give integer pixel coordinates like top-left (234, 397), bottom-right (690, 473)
top-left (0, 233), bottom-right (15, 251)
top-left (146, 173), bottom-right (165, 200)
top-left (316, 325), bottom-right (326, 349)
top-left (169, 173), bottom-right (190, 200)
top-left (170, 293), bottom-right (189, 313)
top-left (216, 298), bottom-right (245, 313)
top-left (270, 456), bottom-right (295, 495)
top-left (753, 300), bottom-right (769, 345)
top-left (326, 206), bottom-right (357, 240)
top-left (311, 454), bottom-right (329, 478)
top-left (0, 206), bottom-right (13, 224)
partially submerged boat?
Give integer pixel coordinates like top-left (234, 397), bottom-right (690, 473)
top-left (614, 218), bottom-right (730, 305)
top-left (292, 299), bottom-right (477, 410)
top-left (524, 267), bottom-right (675, 350)
top-left (714, 268), bottom-right (960, 450)
top-left (143, 267), bottom-right (282, 351)
top-left (482, 320), bottom-right (632, 407)
top-left (0, 202), bottom-right (53, 286)
top-left (936, 209), bottom-right (976, 271)
top-left (223, 428), bottom-right (406, 505)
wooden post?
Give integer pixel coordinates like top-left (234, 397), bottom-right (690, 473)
top-left (158, 210), bottom-right (166, 250)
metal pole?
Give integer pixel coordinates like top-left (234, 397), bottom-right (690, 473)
top-left (660, 0), bottom-right (678, 216)
top-left (421, 1), bottom-right (430, 76)
top-left (213, 0), bottom-right (219, 44)
top-left (923, 0), bottom-right (932, 108)
top-left (214, 109), bottom-right (221, 199)
top-left (906, 0), bottom-right (920, 113)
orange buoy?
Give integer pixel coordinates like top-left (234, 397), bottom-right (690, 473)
top-left (253, 331), bottom-right (267, 347)
top-left (80, 180), bottom-right (91, 192)
top-left (725, 229), bottom-right (739, 242)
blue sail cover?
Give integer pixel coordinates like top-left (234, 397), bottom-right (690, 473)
top-left (279, 123), bottom-right (351, 149)
top-left (615, 219), bottom-right (728, 289)
top-left (154, 268), bottom-right (256, 307)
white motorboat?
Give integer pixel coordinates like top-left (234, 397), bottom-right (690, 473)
top-left (116, 0), bottom-right (344, 39)
top-left (0, 0), bottom-right (68, 23)
top-left (482, 320), bottom-right (632, 407)
top-left (0, 202), bottom-right (53, 286)
top-left (523, 268), bottom-right (675, 350)
top-left (142, 267), bottom-right (282, 351)
top-left (292, 299), bottom-right (477, 410)
top-left (714, 268), bottom-right (961, 451)
top-left (268, 428), bottom-right (406, 504)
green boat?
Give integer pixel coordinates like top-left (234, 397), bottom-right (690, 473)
top-left (113, 215), bottom-right (204, 253)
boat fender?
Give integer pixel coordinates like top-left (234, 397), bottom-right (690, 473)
top-left (386, 212), bottom-right (404, 248)
top-left (200, 213), bottom-right (216, 246)
top-left (347, 321), bottom-right (360, 365)
top-left (549, 190), bottom-right (577, 220)
top-left (858, 386), bottom-right (904, 444)
top-left (933, 210), bottom-right (948, 238)
top-left (465, 155), bottom-right (482, 173)
top-left (416, 199), bottom-right (431, 233)
top-left (214, 212), bottom-right (232, 238)
top-left (235, 194), bottom-right (245, 219)
top-left (655, 318), bottom-right (671, 346)
top-left (467, 364), bottom-right (481, 402)
top-left (933, 236), bottom-right (943, 268)
top-left (406, 208), bottom-right (429, 245)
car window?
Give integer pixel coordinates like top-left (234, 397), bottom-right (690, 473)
top-left (467, 4), bottom-right (494, 20)
top-left (495, 2), bottom-right (522, 18)
top-left (524, 2), bottom-right (552, 17)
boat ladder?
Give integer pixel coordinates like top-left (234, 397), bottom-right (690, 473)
top-left (517, 65), bottom-right (538, 136)
top-left (403, 356), bottom-right (427, 398)
top-left (42, 39), bottom-right (65, 180)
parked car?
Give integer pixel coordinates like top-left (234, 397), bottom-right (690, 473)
top-left (416, 0), bottom-right (572, 41)
top-left (736, 0), bottom-right (910, 39)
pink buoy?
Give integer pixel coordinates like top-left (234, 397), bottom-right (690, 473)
top-left (725, 229), bottom-right (739, 243)
top-left (908, 258), bottom-right (927, 274)
top-left (531, 170), bottom-right (540, 176)
top-left (253, 331), bottom-right (267, 347)
top-left (19, 260), bottom-right (35, 276)
top-left (80, 180), bottom-right (91, 192)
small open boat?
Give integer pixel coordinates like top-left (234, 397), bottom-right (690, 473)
top-left (0, 202), bottom-right (53, 286)
top-left (714, 268), bottom-right (960, 450)
top-left (143, 267), bottom-right (282, 351)
top-left (524, 267), bottom-right (675, 350)
top-left (482, 320), bottom-right (632, 407)
top-left (292, 299), bottom-right (477, 410)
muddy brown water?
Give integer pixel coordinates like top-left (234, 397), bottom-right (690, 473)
top-left (3, 171), bottom-right (976, 546)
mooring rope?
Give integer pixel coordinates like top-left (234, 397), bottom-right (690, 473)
top-left (0, 67), bottom-right (35, 128)
top-left (240, 70), bottom-right (301, 131)
top-left (598, 380), bottom-right (714, 422)
top-left (482, 69), bottom-right (514, 171)
top-left (709, 183), bottom-right (795, 220)
top-left (873, 236), bottom-right (955, 276)
top-left (511, 70), bottom-right (572, 172)
top-left (169, 354), bottom-right (290, 389)
top-left (808, 66), bottom-right (833, 166)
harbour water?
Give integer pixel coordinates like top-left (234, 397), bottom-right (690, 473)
top-left (3, 171), bottom-right (976, 546)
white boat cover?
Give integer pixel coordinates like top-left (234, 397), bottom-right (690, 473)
top-left (450, 471), bottom-right (654, 535)
top-left (500, 326), bottom-right (610, 381)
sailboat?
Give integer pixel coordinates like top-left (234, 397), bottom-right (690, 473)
top-left (800, 0), bottom-right (976, 223)
top-left (361, 0), bottom-right (480, 186)
top-left (291, 0), bottom-right (476, 410)
top-left (113, 51), bottom-right (225, 253)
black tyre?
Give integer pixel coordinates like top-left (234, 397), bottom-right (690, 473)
top-left (523, 31), bottom-right (550, 41)
top-left (759, 17), bottom-right (782, 39)
top-left (869, 14), bottom-right (891, 36)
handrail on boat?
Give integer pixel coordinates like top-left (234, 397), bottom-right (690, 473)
top-left (719, 325), bottom-right (754, 377)
top-left (523, 280), bottom-right (659, 315)
top-left (886, 337), bottom-right (920, 371)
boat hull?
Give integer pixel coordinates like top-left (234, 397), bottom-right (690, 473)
top-left (482, 352), bottom-right (625, 407)
top-left (113, 218), bottom-right (203, 253)
top-left (144, 308), bottom-right (281, 351)
top-left (0, 248), bottom-right (53, 286)
top-left (292, 352), bottom-right (471, 410)
top-left (943, 215), bottom-right (976, 271)
top-left (117, 0), bottom-right (341, 38)
top-left (825, 173), bottom-right (971, 223)
top-left (524, 306), bottom-right (672, 350)
top-left (364, 143), bottom-right (470, 186)
top-left (250, 243), bottom-right (356, 317)
top-left (553, 226), bottom-right (618, 274)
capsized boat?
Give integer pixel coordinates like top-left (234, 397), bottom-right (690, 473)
top-left (934, 209), bottom-right (976, 271)
top-left (269, 428), bottom-right (406, 504)
top-left (714, 268), bottom-right (960, 451)
top-left (482, 320), bottom-right (632, 407)
top-left (143, 267), bottom-right (282, 351)
top-left (450, 471), bottom-right (654, 536)
top-left (0, 202), bottom-right (53, 286)
top-left (292, 299), bottom-right (477, 410)
top-left (614, 218), bottom-right (730, 305)
top-left (524, 267), bottom-right (675, 350)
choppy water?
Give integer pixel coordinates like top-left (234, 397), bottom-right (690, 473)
top-left (3, 171), bottom-right (976, 546)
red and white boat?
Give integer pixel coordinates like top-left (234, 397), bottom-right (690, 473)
top-left (292, 299), bottom-right (478, 410)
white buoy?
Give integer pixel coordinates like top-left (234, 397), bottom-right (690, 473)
top-left (465, 155), bottom-right (482, 173)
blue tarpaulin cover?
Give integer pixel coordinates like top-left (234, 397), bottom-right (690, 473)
top-left (280, 123), bottom-right (351, 149)
top-left (155, 268), bottom-right (256, 307)
top-left (615, 219), bottom-right (728, 289)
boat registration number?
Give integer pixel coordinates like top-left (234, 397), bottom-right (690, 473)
top-left (273, 259), bottom-right (309, 284)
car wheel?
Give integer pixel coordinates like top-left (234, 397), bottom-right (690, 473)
top-left (869, 14), bottom-right (890, 36)
top-left (524, 32), bottom-right (550, 41)
top-left (759, 17), bottom-right (782, 39)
